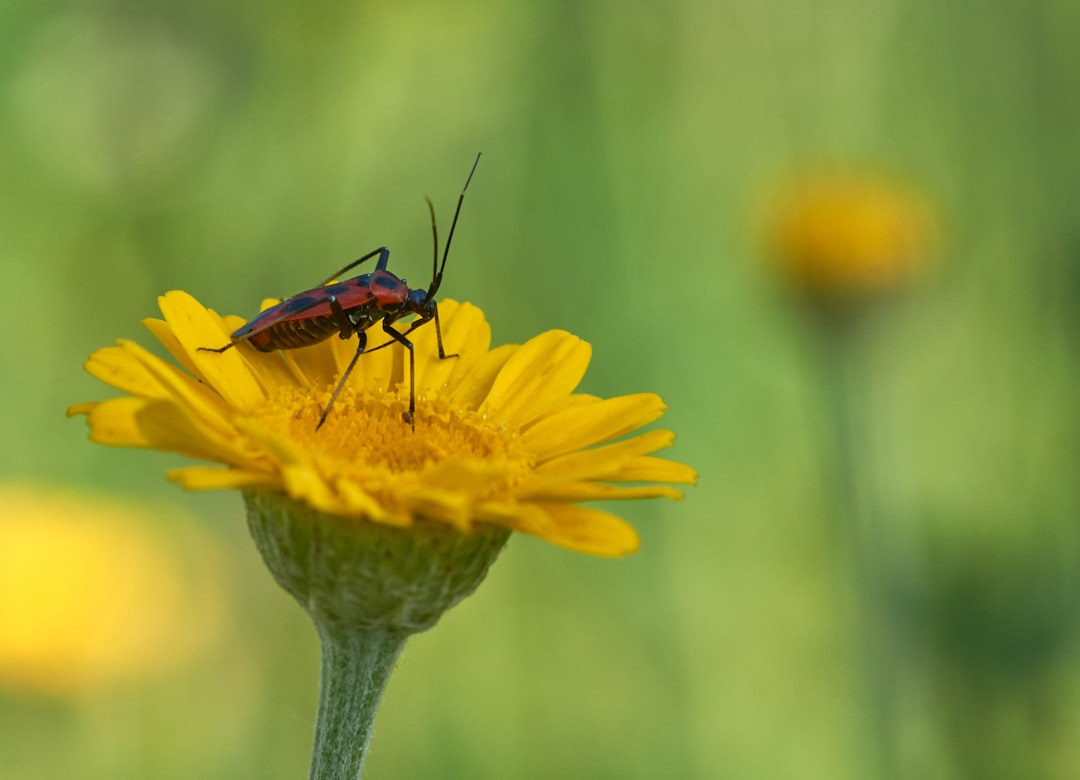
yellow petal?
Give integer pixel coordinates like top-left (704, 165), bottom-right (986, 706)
top-left (532, 504), bottom-right (640, 557)
top-left (232, 418), bottom-right (367, 518)
top-left (334, 478), bottom-right (393, 523)
top-left (531, 429), bottom-right (676, 482)
top-left (232, 416), bottom-right (312, 470)
top-left (285, 338), bottom-right (342, 390)
top-left (438, 300), bottom-right (491, 349)
top-left (221, 313), bottom-right (248, 332)
top-left (280, 464), bottom-right (350, 517)
top-left (157, 291), bottom-right (267, 411)
top-left (246, 348), bottom-right (310, 395)
top-left (447, 344), bottom-right (518, 409)
top-left (83, 395), bottom-right (260, 468)
top-left (527, 483), bottom-right (684, 502)
top-left (474, 500), bottom-right (553, 536)
top-left (614, 456), bottom-right (698, 485)
top-left (134, 399), bottom-right (263, 466)
top-left (66, 402), bottom-right (99, 418)
top-left (84, 345), bottom-right (170, 399)
top-left (412, 301), bottom-right (491, 392)
top-left (557, 394), bottom-right (603, 412)
top-left (276, 349), bottom-right (319, 388)
top-left (472, 500), bottom-right (640, 555)
top-left (399, 485), bottom-right (472, 530)
top-left (82, 398), bottom-right (157, 448)
top-left (521, 393), bottom-right (668, 460)
top-left (142, 317), bottom-right (203, 381)
top-left (168, 466), bottom-right (279, 491)
top-left (479, 330), bottom-right (591, 425)
top-left (325, 331), bottom-right (403, 398)
top-left (513, 431), bottom-right (673, 499)
top-left (420, 459), bottom-right (511, 497)
top-left (119, 340), bottom-right (235, 436)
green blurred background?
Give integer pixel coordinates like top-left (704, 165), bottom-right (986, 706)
top-left (3, 0), bottom-right (1080, 777)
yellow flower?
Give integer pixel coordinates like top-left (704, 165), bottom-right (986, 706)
top-left (0, 485), bottom-right (224, 695)
top-left (769, 174), bottom-right (933, 298)
top-left (69, 293), bottom-right (695, 557)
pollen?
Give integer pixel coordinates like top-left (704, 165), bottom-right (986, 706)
top-left (253, 384), bottom-right (531, 481)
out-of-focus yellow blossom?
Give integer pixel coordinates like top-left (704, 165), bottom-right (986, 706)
top-left (0, 485), bottom-right (224, 695)
top-left (769, 174), bottom-right (934, 299)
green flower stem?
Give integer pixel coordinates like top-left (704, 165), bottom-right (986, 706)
top-left (243, 490), bottom-right (510, 780)
top-left (309, 626), bottom-right (407, 780)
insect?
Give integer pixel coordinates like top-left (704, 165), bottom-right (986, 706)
top-left (200, 154), bottom-right (480, 431)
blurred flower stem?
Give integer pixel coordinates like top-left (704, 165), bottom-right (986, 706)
top-left (818, 318), bottom-right (899, 780)
top-left (769, 171), bottom-right (933, 778)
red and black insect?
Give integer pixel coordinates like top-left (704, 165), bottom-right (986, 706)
top-left (201, 154), bottom-right (480, 430)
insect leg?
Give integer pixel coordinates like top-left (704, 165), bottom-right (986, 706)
top-left (327, 296), bottom-right (355, 338)
top-left (198, 342), bottom-right (235, 354)
top-left (316, 331), bottom-right (368, 431)
top-left (385, 309), bottom-right (459, 362)
top-left (316, 247), bottom-right (390, 287)
top-left (378, 320), bottom-right (417, 430)
top-left (431, 304), bottom-right (459, 360)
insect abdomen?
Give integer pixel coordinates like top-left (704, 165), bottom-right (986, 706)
top-left (250, 316), bottom-right (341, 352)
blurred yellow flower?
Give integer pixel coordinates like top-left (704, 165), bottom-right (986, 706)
top-left (769, 174), bottom-right (933, 298)
top-left (69, 293), bottom-right (695, 557)
top-left (0, 485), bottom-right (224, 695)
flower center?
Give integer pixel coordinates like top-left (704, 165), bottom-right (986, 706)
top-left (252, 384), bottom-right (529, 479)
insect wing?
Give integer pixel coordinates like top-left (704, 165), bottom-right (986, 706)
top-left (324, 278), bottom-right (380, 312)
top-left (230, 294), bottom-right (318, 339)
top-left (230, 277), bottom-right (376, 341)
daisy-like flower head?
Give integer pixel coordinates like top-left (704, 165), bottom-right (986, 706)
top-left (69, 292), bottom-right (696, 557)
top-left (769, 173), bottom-right (934, 300)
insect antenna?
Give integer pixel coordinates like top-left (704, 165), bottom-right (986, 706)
top-left (426, 152), bottom-right (481, 299)
top-left (425, 195), bottom-right (438, 288)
